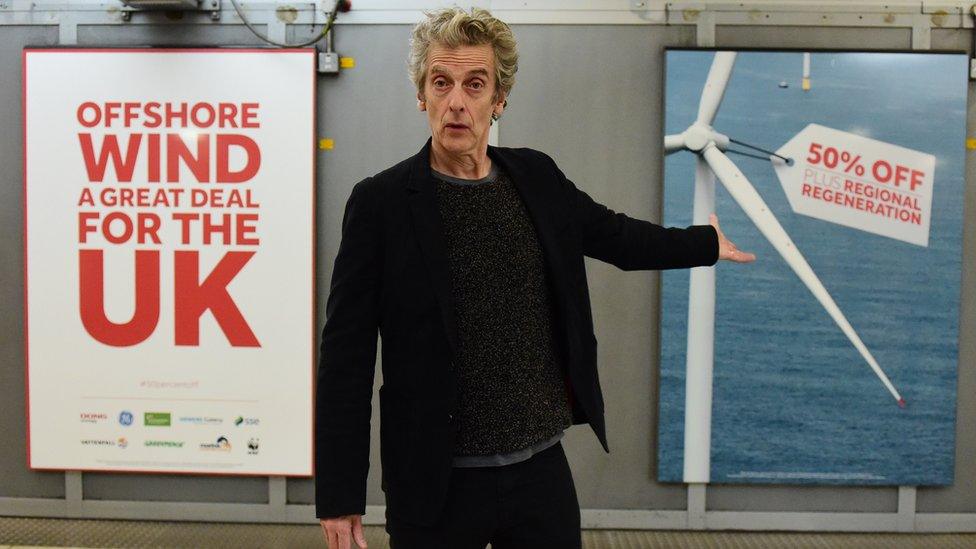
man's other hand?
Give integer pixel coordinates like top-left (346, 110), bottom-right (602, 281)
top-left (709, 214), bottom-right (756, 263)
top-left (320, 514), bottom-right (368, 549)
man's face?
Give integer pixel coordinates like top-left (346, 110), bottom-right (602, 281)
top-left (420, 43), bottom-right (506, 157)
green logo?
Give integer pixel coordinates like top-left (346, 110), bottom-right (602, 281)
top-left (235, 416), bottom-right (244, 426)
top-left (144, 412), bottom-right (171, 427)
top-left (144, 440), bottom-right (184, 448)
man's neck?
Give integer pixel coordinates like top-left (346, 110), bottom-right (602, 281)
top-left (429, 141), bottom-right (492, 180)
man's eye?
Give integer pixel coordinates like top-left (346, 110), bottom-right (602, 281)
top-left (468, 81), bottom-right (484, 90)
top-left (433, 79), bottom-right (448, 88)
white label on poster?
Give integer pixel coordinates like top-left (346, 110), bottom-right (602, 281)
top-left (25, 49), bottom-right (315, 475)
top-left (773, 123), bottom-right (935, 247)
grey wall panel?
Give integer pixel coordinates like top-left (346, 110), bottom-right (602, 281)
top-left (286, 477), bottom-right (313, 505)
top-left (0, 25), bottom-right (65, 500)
top-left (502, 24), bottom-right (697, 511)
top-left (83, 474), bottom-right (268, 503)
top-left (76, 24), bottom-right (266, 46)
top-left (932, 28), bottom-right (970, 51)
top-left (313, 24), bottom-right (429, 510)
top-left (715, 25), bottom-right (912, 49)
top-left (918, 28), bottom-right (976, 514)
top-left (1, 17), bottom-right (973, 521)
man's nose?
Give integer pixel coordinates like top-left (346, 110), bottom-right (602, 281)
top-left (447, 87), bottom-right (465, 112)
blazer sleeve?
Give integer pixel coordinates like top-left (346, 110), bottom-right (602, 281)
top-left (546, 156), bottom-right (719, 270)
top-left (315, 177), bottom-right (382, 519)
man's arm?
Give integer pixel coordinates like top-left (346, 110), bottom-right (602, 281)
top-left (315, 177), bottom-right (382, 520)
top-left (546, 157), bottom-right (719, 270)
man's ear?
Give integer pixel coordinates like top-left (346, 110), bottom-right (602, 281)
top-left (492, 91), bottom-right (507, 119)
top-left (417, 92), bottom-right (426, 112)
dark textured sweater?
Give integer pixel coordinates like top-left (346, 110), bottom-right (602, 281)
top-left (433, 166), bottom-right (573, 459)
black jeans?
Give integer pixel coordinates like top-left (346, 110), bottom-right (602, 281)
top-left (385, 440), bottom-right (582, 549)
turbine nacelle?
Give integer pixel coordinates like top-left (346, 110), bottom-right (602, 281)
top-left (664, 124), bottom-right (729, 155)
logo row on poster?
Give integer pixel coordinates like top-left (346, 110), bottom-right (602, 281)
top-left (79, 435), bottom-right (260, 455)
top-left (79, 411), bottom-right (260, 427)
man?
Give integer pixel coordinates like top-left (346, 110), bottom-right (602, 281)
top-left (316, 8), bottom-right (754, 549)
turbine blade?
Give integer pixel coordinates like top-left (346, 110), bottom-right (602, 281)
top-left (697, 52), bottom-right (737, 126)
top-left (702, 146), bottom-right (905, 407)
top-left (665, 134), bottom-right (684, 154)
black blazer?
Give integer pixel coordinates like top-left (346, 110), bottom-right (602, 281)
top-left (314, 139), bottom-right (718, 526)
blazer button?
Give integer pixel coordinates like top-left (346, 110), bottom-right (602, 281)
top-left (448, 413), bottom-right (454, 421)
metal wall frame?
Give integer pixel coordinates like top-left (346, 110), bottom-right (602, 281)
top-left (0, 0), bottom-right (973, 533)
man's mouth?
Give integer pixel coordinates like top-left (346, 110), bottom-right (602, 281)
top-left (445, 123), bottom-right (468, 130)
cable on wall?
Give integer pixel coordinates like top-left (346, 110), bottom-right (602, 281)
top-left (228, 0), bottom-right (351, 48)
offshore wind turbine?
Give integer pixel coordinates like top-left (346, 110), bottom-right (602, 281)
top-left (663, 51), bottom-right (904, 484)
top-left (802, 52), bottom-right (812, 91)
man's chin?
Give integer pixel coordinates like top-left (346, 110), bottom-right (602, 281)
top-left (434, 135), bottom-right (475, 153)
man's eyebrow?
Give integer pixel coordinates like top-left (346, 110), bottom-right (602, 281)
top-left (429, 66), bottom-right (490, 78)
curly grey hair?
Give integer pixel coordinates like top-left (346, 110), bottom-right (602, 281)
top-left (408, 7), bottom-right (518, 105)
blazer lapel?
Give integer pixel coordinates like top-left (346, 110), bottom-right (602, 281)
top-left (488, 145), bottom-right (568, 281)
top-left (405, 139), bottom-right (459, 356)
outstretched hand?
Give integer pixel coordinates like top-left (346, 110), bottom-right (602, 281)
top-left (709, 214), bottom-right (756, 263)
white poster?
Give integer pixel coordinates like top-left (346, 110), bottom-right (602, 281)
top-left (24, 49), bottom-right (315, 475)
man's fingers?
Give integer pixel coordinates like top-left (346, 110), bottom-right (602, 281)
top-left (320, 521), bottom-right (333, 548)
top-left (709, 213), bottom-right (756, 263)
top-left (352, 515), bottom-right (368, 548)
top-left (732, 249), bottom-right (756, 263)
top-left (337, 527), bottom-right (351, 549)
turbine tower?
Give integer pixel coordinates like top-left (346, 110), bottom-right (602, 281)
top-left (663, 51), bottom-right (904, 484)
top-left (802, 52), bottom-right (812, 91)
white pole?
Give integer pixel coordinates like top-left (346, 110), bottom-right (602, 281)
top-left (683, 156), bottom-right (717, 484)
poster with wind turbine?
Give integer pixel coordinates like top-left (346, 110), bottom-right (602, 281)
top-left (657, 49), bottom-right (964, 486)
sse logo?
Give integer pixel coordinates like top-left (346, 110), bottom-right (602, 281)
top-left (234, 416), bottom-right (260, 426)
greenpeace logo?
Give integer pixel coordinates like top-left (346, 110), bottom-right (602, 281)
top-left (144, 440), bottom-right (184, 448)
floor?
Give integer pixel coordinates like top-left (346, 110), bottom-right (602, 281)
top-left (1, 517), bottom-right (975, 548)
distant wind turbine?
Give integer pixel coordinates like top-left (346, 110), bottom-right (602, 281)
top-left (803, 52), bottom-right (812, 91)
top-left (664, 51), bottom-right (904, 484)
